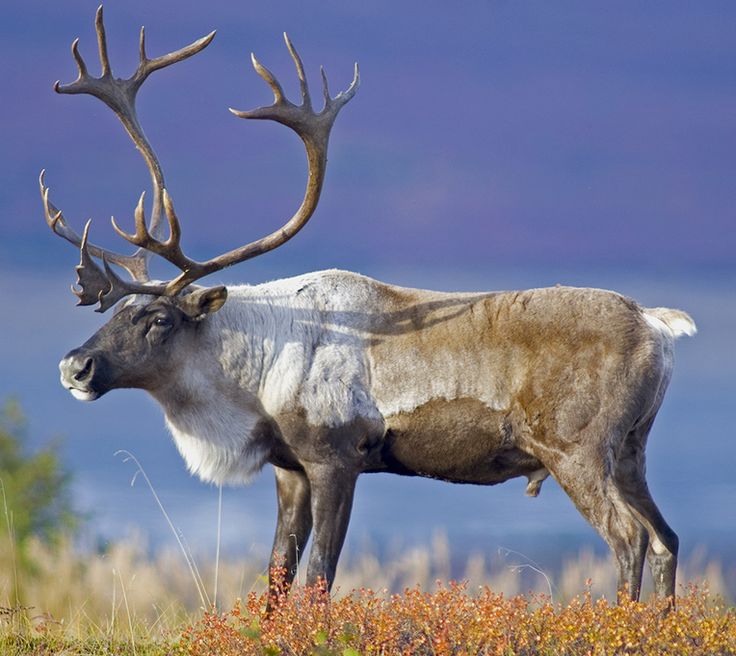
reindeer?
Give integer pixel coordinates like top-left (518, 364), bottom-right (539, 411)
top-left (42, 8), bottom-right (695, 604)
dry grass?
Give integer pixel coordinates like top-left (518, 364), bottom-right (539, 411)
top-left (0, 533), bottom-right (265, 641)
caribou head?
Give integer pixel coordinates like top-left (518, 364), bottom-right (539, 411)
top-left (42, 6), bottom-right (358, 401)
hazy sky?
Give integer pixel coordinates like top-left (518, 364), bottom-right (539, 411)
top-left (3, 1), bottom-right (734, 277)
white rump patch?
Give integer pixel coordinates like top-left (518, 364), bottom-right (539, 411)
top-left (643, 307), bottom-right (697, 339)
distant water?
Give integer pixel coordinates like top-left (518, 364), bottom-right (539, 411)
top-left (3, 264), bottom-right (734, 582)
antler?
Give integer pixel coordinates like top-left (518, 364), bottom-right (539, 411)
top-left (222, 34), bottom-right (359, 265)
top-left (53, 5), bottom-right (215, 250)
top-left (41, 5), bottom-right (215, 309)
top-left (40, 170), bottom-right (149, 283)
top-left (43, 11), bottom-right (358, 312)
top-left (107, 33), bottom-right (359, 298)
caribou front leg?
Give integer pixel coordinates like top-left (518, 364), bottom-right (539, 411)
top-left (303, 462), bottom-right (358, 590)
top-left (267, 467), bottom-right (313, 610)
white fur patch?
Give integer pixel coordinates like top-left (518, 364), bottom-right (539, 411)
top-left (368, 339), bottom-right (516, 418)
top-left (154, 356), bottom-right (269, 486)
top-left (260, 341), bottom-right (310, 417)
top-left (69, 388), bottom-right (98, 402)
top-left (164, 406), bottom-right (267, 486)
top-left (301, 343), bottom-right (382, 427)
top-left (226, 271), bottom-right (383, 428)
top-left (644, 308), bottom-right (697, 338)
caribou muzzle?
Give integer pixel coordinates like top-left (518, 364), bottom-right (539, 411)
top-left (59, 349), bottom-right (106, 401)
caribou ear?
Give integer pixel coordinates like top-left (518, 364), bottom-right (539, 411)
top-left (180, 286), bottom-right (228, 321)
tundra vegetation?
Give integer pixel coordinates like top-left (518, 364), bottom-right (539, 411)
top-left (1, 545), bottom-right (735, 654)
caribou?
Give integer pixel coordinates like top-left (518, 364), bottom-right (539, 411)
top-left (43, 8), bottom-right (695, 604)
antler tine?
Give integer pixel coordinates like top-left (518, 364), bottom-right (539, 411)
top-left (68, 39), bottom-right (88, 81)
top-left (162, 189), bottom-right (182, 249)
top-left (320, 67), bottom-right (331, 108)
top-left (40, 171), bottom-right (149, 281)
top-left (95, 5), bottom-right (111, 77)
top-left (72, 220), bottom-right (163, 312)
top-left (327, 62), bottom-right (360, 112)
top-left (139, 25), bottom-right (146, 66)
top-left (248, 53), bottom-right (286, 106)
top-left (284, 33), bottom-right (311, 110)
top-left (134, 27), bottom-right (216, 88)
top-left (111, 192), bottom-right (151, 248)
top-left (73, 219), bottom-right (111, 307)
top-left (110, 190), bottom-right (193, 275)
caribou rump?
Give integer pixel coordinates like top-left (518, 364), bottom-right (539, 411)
top-left (42, 8), bottom-right (695, 604)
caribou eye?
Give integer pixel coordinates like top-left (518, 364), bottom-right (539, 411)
top-left (153, 316), bottom-right (172, 328)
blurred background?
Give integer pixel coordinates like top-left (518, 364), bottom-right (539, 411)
top-left (1, 0), bottom-right (734, 595)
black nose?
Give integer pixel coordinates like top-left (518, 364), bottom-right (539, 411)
top-left (74, 357), bottom-right (94, 382)
top-left (59, 350), bottom-right (96, 386)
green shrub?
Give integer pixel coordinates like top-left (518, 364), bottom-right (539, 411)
top-left (0, 399), bottom-right (79, 579)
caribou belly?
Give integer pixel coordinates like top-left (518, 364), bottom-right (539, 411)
top-left (379, 397), bottom-right (544, 485)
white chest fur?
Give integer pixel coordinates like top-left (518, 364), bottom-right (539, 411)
top-left (163, 400), bottom-right (268, 486)
top-left (153, 350), bottom-right (269, 486)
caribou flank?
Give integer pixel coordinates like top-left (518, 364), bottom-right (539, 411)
top-left (44, 8), bottom-right (695, 604)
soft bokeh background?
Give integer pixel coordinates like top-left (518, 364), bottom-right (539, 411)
top-left (1, 0), bottom-right (734, 585)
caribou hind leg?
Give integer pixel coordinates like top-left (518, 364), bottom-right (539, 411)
top-left (535, 412), bottom-right (678, 602)
top-left (559, 465), bottom-right (650, 599)
top-left (528, 425), bottom-right (651, 600)
top-left (614, 424), bottom-right (679, 599)
top-left (622, 479), bottom-right (679, 599)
